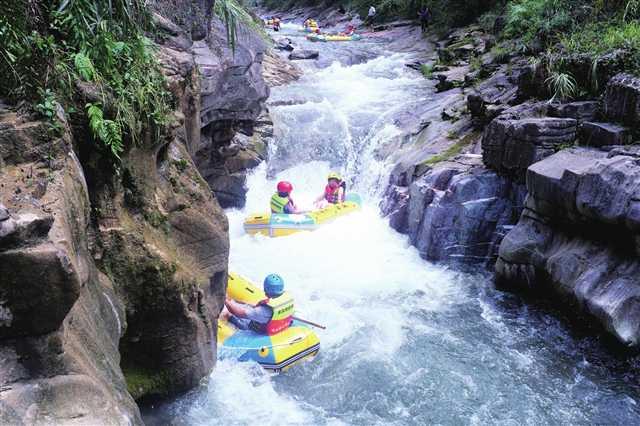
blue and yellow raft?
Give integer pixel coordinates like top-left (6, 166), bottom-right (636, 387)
top-left (306, 33), bottom-right (362, 42)
top-left (218, 273), bottom-right (320, 372)
top-left (243, 193), bottom-right (362, 237)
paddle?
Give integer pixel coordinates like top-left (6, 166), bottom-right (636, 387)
top-left (292, 316), bottom-right (326, 330)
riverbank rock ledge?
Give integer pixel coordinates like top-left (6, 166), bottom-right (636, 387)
top-left (0, 1), bottom-right (252, 422)
top-left (0, 108), bottom-right (142, 424)
top-left (482, 111), bottom-right (578, 180)
top-left (289, 49), bottom-right (320, 60)
top-left (496, 147), bottom-right (640, 346)
top-left (382, 155), bottom-right (526, 267)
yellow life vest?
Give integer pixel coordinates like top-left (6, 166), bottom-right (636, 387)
top-left (250, 292), bottom-right (295, 335)
top-left (270, 193), bottom-right (290, 213)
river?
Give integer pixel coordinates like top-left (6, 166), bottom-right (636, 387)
top-left (143, 21), bottom-right (640, 425)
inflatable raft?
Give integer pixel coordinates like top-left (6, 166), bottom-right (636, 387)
top-left (306, 33), bottom-right (362, 42)
top-left (244, 193), bottom-right (362, 237)
top-left (300, 27), bottom-right (320, 33)
top-left (218, 273), bottom-right (320, 372)
top-left (300, 20), bottom-right (320, 33)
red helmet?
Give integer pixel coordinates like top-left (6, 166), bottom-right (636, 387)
top-left (277, 181), bottom-right (293, 193)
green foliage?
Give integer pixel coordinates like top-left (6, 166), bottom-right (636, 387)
top-left (87, 103), bottom-right (123, 159)
top-left (0, 0), bottom-right (171, 163)
top-left (469, 56), bottom-right (482, 71)
top-left (216, 0), bottom-right (268, 49)
top-left (561, 20), bottom-right (640, 57)
top-left (624, 0), bottom-right (640, 21)
top-left (74, 52), bottom-right (96, 81)
top-left (173, 158), bottom-right (189, 172)
top-left (477, 10), bottom-right (500, 33)
top-left (122, 365), bottom-right (173, 401)
top-left (35, 88), bottom-right (64, 137)
top-left (545, 71), bottom-right (577, 102)
top-left (422, 132), bottom-right (479, 165)
top-left (490, 45), bottom-right (510, 63)
top-left (505, 0), bottom-right (573, 45)
top-left (420, 63), bottom-right (434, 78)
top-left (35, 89), bottom-right (59, 122)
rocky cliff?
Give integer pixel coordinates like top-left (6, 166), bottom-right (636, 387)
top-left (1, 1), bottom-right (269, 423)
top-left (381, 23), bottom-right (640, 347)
top-left (154, 1), bottom-right (270, 209)
top-left (381, 25), bottom-right (528, 268)
top-left (495, 75), bottom-right (640, 346)
top-left (0, 106), bottom-right (143, 424)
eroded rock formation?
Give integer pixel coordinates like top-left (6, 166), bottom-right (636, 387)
top-left (0, 107), bottom-right (142, 424)
top-left (1, 1), bottom-right (271, 422)
top-left (382, 21), bottom-right (640, 348)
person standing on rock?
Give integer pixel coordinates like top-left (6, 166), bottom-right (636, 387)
top-left (366, 5), bottom-right (376, 29)
top-left (223, 274), bottom-right (294, 335)
top-left (418, 6), bottom-right (431, 33)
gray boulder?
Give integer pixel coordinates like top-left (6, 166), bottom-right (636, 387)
top-left (196, 19), bottom-right (269, 127)
top-left (579, 121), bottom-right (631, 147)
top-left (496, 147), bottom-right (640, 346)
top-left (275, 38), bottom-right (295, 51)
top-left (384, 156), bottom-right (525, 267)
top-left (604, 73), bottom-right (640, 126)
top-left (185, 18), bottom-right (269, 207)
top-left (0, 109), bottom-right (142, 423)
top-left (548, 101), bottom-right (600, 121)
top-left (289, 49), bottom-right (320, 60)
top-left (482, 116), bottom-right (577, 179)
top-left (467, 67), bottom-right (519, 125)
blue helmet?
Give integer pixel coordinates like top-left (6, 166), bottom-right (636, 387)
top-left (263, 274), bottom-right (285, 297)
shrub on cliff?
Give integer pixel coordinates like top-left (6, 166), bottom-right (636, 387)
top-left (0, 0), bottom-right (172, 161)
top-left (496, 0), bottom-right (640, 97)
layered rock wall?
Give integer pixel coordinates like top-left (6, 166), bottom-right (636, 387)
top-left (495, 74), bottom-right (640, 346)
top-left (0, 109), bottom-right (142, 424)
top-left (496, 147), bottom-right (640, 345)
top-left (381, 18), bottom-right (640, 347)
top-left (1, 1), bottom-right (271, 421)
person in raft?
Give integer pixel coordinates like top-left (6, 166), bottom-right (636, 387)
top-left (314, 172), bottom-right (346, 208)
top-left (224, 274), bottom-right (294, 335)
top-left (340, 23), bottom-right (356, 36)
top-left (270, 180), bottom-right (303, 214)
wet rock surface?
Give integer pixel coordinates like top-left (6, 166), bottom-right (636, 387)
top-left (0, 1), bottom-right (262, 420)
top-left (187, 20), bottom-right (270, 208)
top-left (481, 68), bottom-right (640, 348)
top-left (579, 121), bottom-right (632, 147)
top-left (496, 147), bottom-right (640, 346)
top-left (0, 108), bottom-right (142, 424)
top-left (482, 116), bottom-right (578, 180)
top-left (383, 155), bottom-right (525, 267)
top-left (604, 73), bottom-right (640, 126)
top-left (289, 49), bottom-right (320, 60)
top-left (379, 23), bottom-right (640, 348)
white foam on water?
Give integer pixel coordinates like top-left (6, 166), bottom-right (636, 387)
top-left (184, 360), bottom-right (313, 425)
top-left (228, 162), bottom-right (460, 357)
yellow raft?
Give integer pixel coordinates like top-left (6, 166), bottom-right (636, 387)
top-left (306, 33), bottom-right (362, 42)
top-left (218, 273), bottom-right (320, 372)
top-left (243, 193), bottom-right (362, 237)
